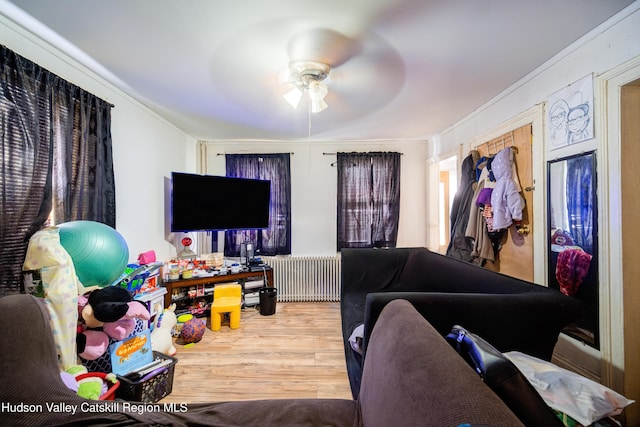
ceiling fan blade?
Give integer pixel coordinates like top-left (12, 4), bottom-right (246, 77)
top-left (287, 28), bottom-right (362, 68)
top-left (326, 30), bottom-right (404, 109)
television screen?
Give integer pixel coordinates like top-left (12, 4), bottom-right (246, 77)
top-left (170, 172), bottom-right (271, 232)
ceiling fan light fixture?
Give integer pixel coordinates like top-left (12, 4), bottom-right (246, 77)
top-left (283, 87), bottom-right (303, 108)
top-left (283, 61), bottom-right (331, 112)
top-left (308, 80), bottom-right (328, 113)
top-left (310, 96), bottom-right (328, 113)
top-left (289, 61), bottom-right (330, 82)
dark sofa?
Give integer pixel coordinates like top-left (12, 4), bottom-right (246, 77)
top-left (340, 247), bottom-right (583, 399)
top-left (1, 293), bottom-right (526, 426)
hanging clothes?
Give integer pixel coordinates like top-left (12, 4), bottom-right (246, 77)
top-left (490, 147), bottom-right (525, 231)
top-left (465, 166), bottom-right (496, 264)
top-left (446, 150), bottom-right (480, 262)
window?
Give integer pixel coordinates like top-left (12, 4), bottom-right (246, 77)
top-left (336, 152), bottom-right (401, 250)
top-left (0, 45), bottom-right (114, 296)
top-left (224, 153), bottom-right (291, 256)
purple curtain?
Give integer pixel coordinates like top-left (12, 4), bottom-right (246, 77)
top-left (224, 153), bottom-right (291, 256)
top-left (337, 152), bottom-right (401, 250)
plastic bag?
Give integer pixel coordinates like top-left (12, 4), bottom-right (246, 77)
top-left (504, 351), bottom-right (634, 426)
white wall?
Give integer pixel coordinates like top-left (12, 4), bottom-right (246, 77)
top-left (202, 139), bottom-right (429, 256)
top-left (438, 4), bottom-right (640, 156)
top-left (0, 11), bottom-right (195, 262)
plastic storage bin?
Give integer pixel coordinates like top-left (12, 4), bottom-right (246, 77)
top-left (115, 352), bottom-right (177, 402)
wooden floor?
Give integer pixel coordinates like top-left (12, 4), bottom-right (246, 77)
top-left (160, 302), bottom-right (352, 403)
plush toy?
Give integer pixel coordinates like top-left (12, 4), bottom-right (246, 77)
top-left (77, 286), bottom-right (150, 360)
top-left (150, 304), bottom-right (177, 356)
top-left (61, 365), bottom-right (118, 400)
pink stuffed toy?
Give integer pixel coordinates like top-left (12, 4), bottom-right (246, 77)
top-left (77, 286), bottom-right (150, 360)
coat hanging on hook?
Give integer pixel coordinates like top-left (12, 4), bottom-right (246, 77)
top-left (490, 147), bottom-right (525, 231)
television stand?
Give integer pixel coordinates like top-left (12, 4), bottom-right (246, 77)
top-left (162, 267), bottom-right (274, 310)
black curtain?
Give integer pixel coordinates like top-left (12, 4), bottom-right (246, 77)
top-left (0, 46), bottom-right (54, 296)
top-left (52, 79), bottom-right (115, 225)
top-left (0, 45), bottom-right (115, 296)
top-left (224, 153), bottom-right (291, 256)
top-left (337, 152), bottom-right (401, 250)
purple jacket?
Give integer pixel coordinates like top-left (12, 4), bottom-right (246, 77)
top-left (490, 147), bottom-right (524, 230)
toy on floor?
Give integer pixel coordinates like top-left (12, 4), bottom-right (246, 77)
top-left (151, 304), bottom-right (177, 356)
top-left (180, 318), bottom-right (206, 344)
top-left (77, 286), bottom-right (150, 360)
top-left (61, 365), bottom-right (118, 400)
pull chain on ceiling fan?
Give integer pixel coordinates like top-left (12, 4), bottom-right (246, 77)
top-left (283, 61), bottom-right (330, 113)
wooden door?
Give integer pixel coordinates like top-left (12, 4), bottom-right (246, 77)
top-left (475, 124), bottom-right (533, 281)
top-left (621, 80), bottom-right (640, 426)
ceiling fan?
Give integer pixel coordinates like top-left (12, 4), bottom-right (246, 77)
top-left (274, 26), bottom-right (405, 119)
top-left (278, 28), bottom-right (360, 114)
top-left (209, 19), bottom-right (406, 135)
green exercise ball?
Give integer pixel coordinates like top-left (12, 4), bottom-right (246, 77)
top-left (58, 220), bottom-right (129, 288)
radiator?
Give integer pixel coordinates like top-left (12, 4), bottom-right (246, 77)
top-left (261, 255), bottom-right (341, 302)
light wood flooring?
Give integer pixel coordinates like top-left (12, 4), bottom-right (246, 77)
top-left (160, 302), bottom-right (352, 403)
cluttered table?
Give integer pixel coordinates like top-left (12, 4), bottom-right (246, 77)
top-left (162, 267), bottom-right (273, 308)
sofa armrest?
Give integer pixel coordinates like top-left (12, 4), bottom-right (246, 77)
top-left (358, 299), bottom-right (524, 427)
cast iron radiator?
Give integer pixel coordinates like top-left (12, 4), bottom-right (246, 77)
top-left (261, 255), bottom-right (341, 302)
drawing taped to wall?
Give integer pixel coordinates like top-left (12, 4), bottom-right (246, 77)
top-left (547, 74), bottom-right (594, 149)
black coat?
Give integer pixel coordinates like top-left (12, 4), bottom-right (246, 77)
top-left (446, 150), bottom-right (479, 261)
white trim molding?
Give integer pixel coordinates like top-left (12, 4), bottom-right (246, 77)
top-left (597, 55), bottom-right (640, 391)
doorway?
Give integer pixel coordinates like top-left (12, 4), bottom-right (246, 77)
top-left (438, 155), bottom-right (457, 254)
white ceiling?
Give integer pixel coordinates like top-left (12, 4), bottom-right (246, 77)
top-left (3, 0), bottom-right (635, 141)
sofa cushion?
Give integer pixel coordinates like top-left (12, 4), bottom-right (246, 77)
top-left (357, 299), bottom-right (524, 427)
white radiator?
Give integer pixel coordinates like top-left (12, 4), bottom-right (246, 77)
top-left (262, 255), bottom-right (341, 302)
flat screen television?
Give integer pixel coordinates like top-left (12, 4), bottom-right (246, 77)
top-left (170, 172), bottom-right (271, 232)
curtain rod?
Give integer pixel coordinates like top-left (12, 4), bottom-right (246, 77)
top-left (216, 152), bottom-right (294, 156)
top-left (322, 152), bottom-right (404, 155)
top-left (326, 151), bottom-right (404, 167)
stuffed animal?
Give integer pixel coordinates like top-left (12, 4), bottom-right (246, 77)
top-left (61, 365), bottom-right (118, 400)
top-left (77, 286), bottom-right (150, 360)
top-left (150, 304), bottom-right (177, 356)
